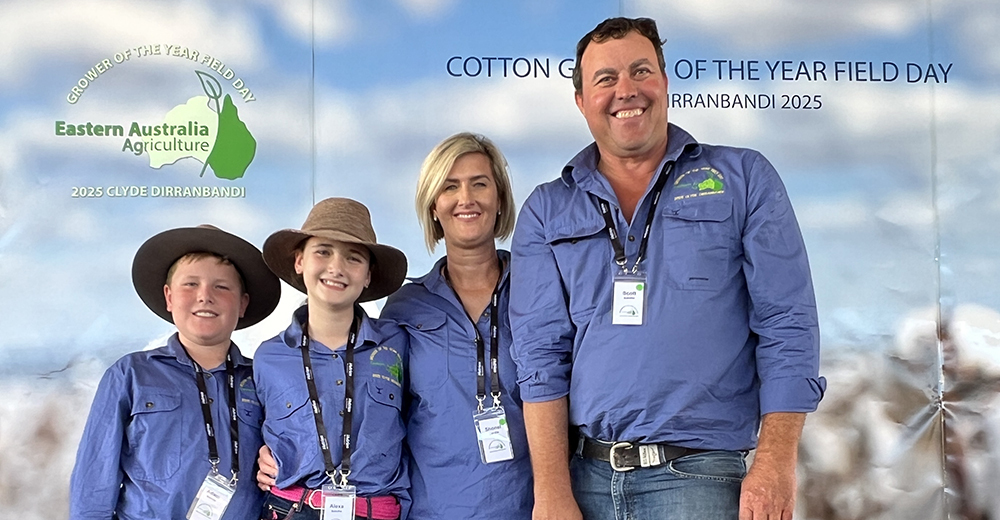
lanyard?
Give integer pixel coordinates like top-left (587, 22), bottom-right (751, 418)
top-left (594, 161), bottom-right (674, 273)
top-left (445, 262), bottom-right (502, 413)
top-left (184, 346), bottom-right (240, 484)
top-left (299, 312), bottom-right (360, 487)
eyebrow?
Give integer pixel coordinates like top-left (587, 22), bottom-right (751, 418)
top-left (591, 58), bottom-right (655, 82)
top-left (445, 174), bottom-right (492, 183)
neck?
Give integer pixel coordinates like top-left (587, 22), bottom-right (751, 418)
top-left (306, 299), bottom-right (356, 350)
top-left (179, 339), bottom-right (230, 370)
top-left (596, 144), bottom-right (669, 224)
top-left (444, 243), bottom-right (500, 291)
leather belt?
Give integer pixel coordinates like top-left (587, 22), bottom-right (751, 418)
top-left (578, 435), bottom-right (708, 472)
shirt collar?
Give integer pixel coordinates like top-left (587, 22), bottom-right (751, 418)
top-left (561, 123), bottom-right (700, 190)
top-left (155, 332), bottom-right (251, 369)
top-left (414, 250), bottom-right (510, 299)
top-left (284, 304), bottom-right (380, 351)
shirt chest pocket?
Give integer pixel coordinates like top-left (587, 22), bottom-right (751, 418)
top-left (398, 310), bottom-right (449, 393)
top-left (660, 199), bottom-right (738, 291)
top-left (544, 217), bottom-right (610, 321)
top-left (126, 389), bottom-right (182, 482)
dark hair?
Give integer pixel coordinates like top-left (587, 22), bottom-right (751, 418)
top-left (572, 17), bottom-right (666, 93)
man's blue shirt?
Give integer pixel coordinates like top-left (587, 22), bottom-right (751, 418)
top-left (381, 250), bottom-right (533, 519)
top-left (70, 334), bottom-right (264, 520)
top-left (510, 124), bottom-right (826, 450)
top-left (253, 306), bottom-right (409, 504)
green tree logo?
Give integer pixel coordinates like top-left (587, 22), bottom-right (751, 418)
top-left (195, 71), bottom-right (256, 179)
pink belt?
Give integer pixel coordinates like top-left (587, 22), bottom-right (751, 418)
top-left (271, 485), bottom-right (400, 519)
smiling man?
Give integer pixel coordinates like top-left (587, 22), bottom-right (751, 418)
top-left (509, 17), bottom-right (827, 520)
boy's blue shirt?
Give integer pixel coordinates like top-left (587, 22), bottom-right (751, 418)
top-left (70, 334), bottom-right (264, 520)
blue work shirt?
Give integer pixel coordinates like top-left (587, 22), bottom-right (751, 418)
top-left (510, 124), bottom-right (826, 450)
top-left (381, 251), bottom-right (533, 520)
top-left (70, 334), bottom-right (264, 520)
top-left (254, 306), bottom-right (409, 504)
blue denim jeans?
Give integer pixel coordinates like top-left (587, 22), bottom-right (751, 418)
top-left (570, 450), bottom-right (747, 520)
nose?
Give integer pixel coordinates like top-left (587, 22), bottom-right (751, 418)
top-left (326, 252), bottom-right (347, 274)
top-left (457, 183), bottom-right (474, 205)
top-left (616, 75), bottom-right (638, 100)
top-left (196, 284), bottom-right (213, 303)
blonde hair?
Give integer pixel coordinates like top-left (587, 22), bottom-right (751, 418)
top-left (415, 132), bottom-right (516, 253)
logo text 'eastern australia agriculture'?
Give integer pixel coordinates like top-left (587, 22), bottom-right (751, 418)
top-left (56, 71), bottom-right (256, 180)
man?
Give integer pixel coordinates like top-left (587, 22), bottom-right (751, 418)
top-left (509, 17), bottom-right (826, 520)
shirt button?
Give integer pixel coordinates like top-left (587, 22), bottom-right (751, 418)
top-left (628, 235), bottom-right (635, 241)
top-left (389, 394), bottom-right (395, 400)
top-left (208, 398), bottom-right (214, 404)
top-left (145, 402), bottom-right (154, 408)
top-left (205, 373), bottom-right (212, 378)
top-left (416, 324), bottom-right (423, 329)
top-left (332, 353), bottom-right (339, 359)
top-left (285, 402), bottom-right (292, 408)
top-left (336, 380), bottom-right (343, 385)
top-left (339, 410), bottom-right (345, 416)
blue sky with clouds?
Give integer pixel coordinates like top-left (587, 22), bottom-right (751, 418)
top-left (1, 0), bottom-right (998, 375)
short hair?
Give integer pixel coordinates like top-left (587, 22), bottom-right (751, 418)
top-left (572, 17), bottom-right (666, 94)
top-left (165, 252), bottom-right (247, 294)
top-left (415, 133), bottom-right (516, 253)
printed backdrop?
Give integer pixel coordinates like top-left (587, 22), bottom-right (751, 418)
top-left (1, 0), bottom-right (998, 518)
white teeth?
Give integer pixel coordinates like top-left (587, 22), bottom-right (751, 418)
top-left (455, 213), bottom-right (480, 220)
top-left (615, 108), bottom-right (644, 119)
top-left (322, 279), bottom-right (346, 288)
top-left (194, 311), bottom-right (216, 317)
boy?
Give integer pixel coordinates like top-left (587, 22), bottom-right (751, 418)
top-left (70, 225), bottom-right (280, 520)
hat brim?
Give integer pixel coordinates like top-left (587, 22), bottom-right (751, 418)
top-left (132, 227), bottom-right (281, 329)
top-left (263, 229), bottom-right (407, 302)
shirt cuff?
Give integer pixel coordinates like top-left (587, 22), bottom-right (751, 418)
top-left (759, 376), bottom-right (827, 415)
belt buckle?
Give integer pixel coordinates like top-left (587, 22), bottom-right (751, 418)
top-left (609, 441), bottom-right (635, 472)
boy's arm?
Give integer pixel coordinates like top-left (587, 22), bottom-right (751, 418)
top-left (69, 364), bottom-right (130, 520)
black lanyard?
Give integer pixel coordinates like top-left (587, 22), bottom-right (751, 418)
top-left (594, 161), bottom-right (674, 273)
top-left (299, 312), bottom-right (360, 487)
top-left (184, 346), bottom-right (240, 483)
top-left (445, 262), bottom-right (502, 413)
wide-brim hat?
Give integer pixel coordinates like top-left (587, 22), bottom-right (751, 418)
top-left (262, 197), bottom-right (407, 302)
top-left (132, 225), bottom-right (281, 329)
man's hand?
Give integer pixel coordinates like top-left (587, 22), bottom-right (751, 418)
top-left (524, 398), bottom-right (584, 520)
top-left (256, 444), bottom-right (278, 492)
top-left (739, 412), bottom-right (805, 520)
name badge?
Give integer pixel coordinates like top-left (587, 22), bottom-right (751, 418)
top-left (473, 406), bottom-right (514, 463)
top-left (612, 271), bottom-right (646, 325)
top-left (321, 483), bottom-right (356, 520)
top-left (186, 468), bottom-right (236, 520)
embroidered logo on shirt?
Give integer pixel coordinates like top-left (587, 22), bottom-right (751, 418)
top-left (673, 166), bottom-right (725, 200)
top-left (370, 345), bottom-right (403, 388)
top-left (239, 376), bottom-right (260, 405)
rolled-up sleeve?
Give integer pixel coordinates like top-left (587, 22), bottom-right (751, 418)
top-left (70, 365), bottom-right (129, 520)
top-left (742, 153), bottom-right (827, 414)
top-left (509, 187), bottom-right (577, 403)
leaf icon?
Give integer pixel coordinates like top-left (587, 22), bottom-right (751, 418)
top-left (195, 71), bottom-right (223, 106)
top-left (206, 94), bottom-right (256, 180)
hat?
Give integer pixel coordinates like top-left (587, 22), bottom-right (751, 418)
top-left (132, 225), bottom-right (281, 329)
top-left (263, 197), bottom-right (407, 302)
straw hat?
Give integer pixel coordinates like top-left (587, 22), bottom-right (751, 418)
top-left (263, 197), bottom-right (407, 302)
top-left (132, 225), bottom-right (281, 329)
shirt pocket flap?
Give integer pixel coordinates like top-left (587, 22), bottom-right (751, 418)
top-left (131, 389), bottom-right (181, 415)
top-left (237, 399), bottom-right (264, 427)
top-left (543, 214), bottom-right (606, 245)
top-left (271, 386), bottom-right (311, 421)
top-left (664, 199), bottom-right (733, 222)
top-left (395, 308), bottom-right (447, 332)
top-left (366, 382), bottom-right (402, 411)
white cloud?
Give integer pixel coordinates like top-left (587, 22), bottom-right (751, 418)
top-left (0, 0), bottom-right (263, 88)
top-left (394, 0), bottom-right (458, 18)
top-left (634, 0), bottom-right (930, 48)
top-left (250, 0), bottom-right (354, 46)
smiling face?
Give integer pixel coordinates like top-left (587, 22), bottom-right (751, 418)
top-left (164, 255), bottom-right (249, 351)
top-left (294, 237), bottom-right (372, 313)
top-left (432, 152), bottom-right (500, 252)
top-left (575, 30), bottom-right (669, 163)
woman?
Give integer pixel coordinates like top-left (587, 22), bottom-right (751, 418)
top-left (380, 133), bottom-right (532, 518)
top-left (254, 198), bottom-right (410, 520)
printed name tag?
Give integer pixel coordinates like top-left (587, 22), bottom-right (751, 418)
top-left (474, 406), bottom-right (514, 463)
top-left (321, 484), bottom-right (356, 520)
top-left (186, 469), bottom-right (236, 520)
top-left (612, 271), bottom-right (646, 325)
